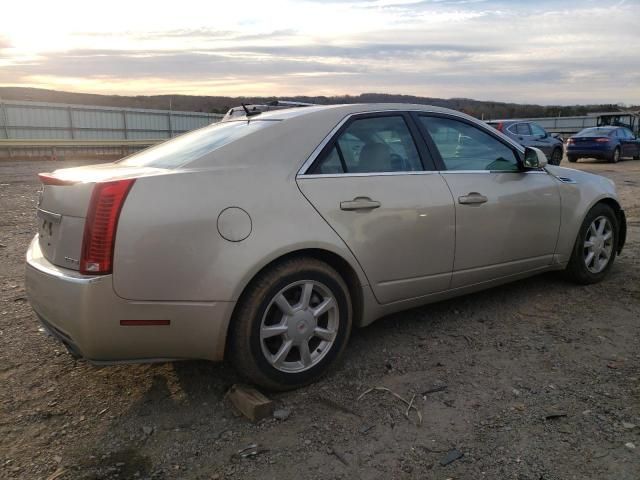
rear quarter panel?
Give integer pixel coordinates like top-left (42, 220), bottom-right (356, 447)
top-left (112, 115), bottom-right (369, 302)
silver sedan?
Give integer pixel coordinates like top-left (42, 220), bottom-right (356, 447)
top-left (26, 104), bottom-right (626, 390)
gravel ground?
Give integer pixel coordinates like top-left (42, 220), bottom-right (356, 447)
top-left (1, 158), bottom-right (639, 480)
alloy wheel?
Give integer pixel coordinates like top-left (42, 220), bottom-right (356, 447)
top-left (259, 280), bottom-right (339, 373)
top-left (583, 216), bottom-right (614, 273)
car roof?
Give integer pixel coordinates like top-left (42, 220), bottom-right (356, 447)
top-left (220, 103), bottom-right (474, 122)
top-left (581, 126), bottom-right (617, 132)
top-left (487, 119), bottom-right (531, 125)
top-left (191, 102), bottom-right (525, 172)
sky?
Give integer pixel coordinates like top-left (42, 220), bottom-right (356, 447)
top-left (0, 0), bottom-right (639, 105)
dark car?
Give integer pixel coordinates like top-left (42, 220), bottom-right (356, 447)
top-left (567, 126), bottom-right (640, 163)
top-left (487, 120), bottom-right (564, 165)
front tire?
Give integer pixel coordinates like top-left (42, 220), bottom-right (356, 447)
top-left (550, 148), bottom-right (563, 165)
top-left (228, 257), bottom-right (352, 391)
top-left (568, 155), bottom-right (578, 163)
top-left (565, 203), bottom-right (618, 284)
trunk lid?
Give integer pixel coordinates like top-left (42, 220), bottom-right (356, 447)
top-left (36, 163), bottom-right (166, 271)
top-left (570, 137), bottom-right (609, 148)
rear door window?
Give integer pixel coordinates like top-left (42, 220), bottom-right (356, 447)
top-left (311, 116), bottom-right (424, 174)
top-left (515, 123), bottom-right (532, 136)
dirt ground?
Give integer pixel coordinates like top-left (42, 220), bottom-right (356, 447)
top-left (1, 157), bottom-right (639, 480)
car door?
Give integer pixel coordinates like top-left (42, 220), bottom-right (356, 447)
top-left (619, 128), bottom-right (639, 157)
top-left (630, 129), bottom-right (640, 157)
top-left (297, 113), bottom-right (455, 304)
top-left (507, 122), bottom-right (532, 148)
top-left (614, 129), bottom-right (628, 157)
top-left (414, 113), bottom-right (561, 289)
top-left (530, 123), bottom-right (554, 156)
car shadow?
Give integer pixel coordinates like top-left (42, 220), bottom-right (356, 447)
top-left (68, 262), bottom-right (627, 477)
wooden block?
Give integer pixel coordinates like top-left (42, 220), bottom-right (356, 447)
top-left (226, 384), bottom-right (274, 422)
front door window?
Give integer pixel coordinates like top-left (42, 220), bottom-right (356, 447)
top-left (419, 116), bottom-right (519, 171)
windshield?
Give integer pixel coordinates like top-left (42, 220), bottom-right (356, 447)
top-left (119, 120), bottom-right (278, 169)
top-left (577, 127), bottom-right (614, 137)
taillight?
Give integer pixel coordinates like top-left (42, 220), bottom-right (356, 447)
top-left (80, 179), bottom-right (135, 275)
top-left (595, 137), bottom-right (610, 143)
top-left (496, 122), bottom-right (503, 132)
top-left (567, 138), bottom-right (575, 144)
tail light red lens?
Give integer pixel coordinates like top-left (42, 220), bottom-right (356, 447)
top-left (80, 179), bottom-right (135, 275)
top-left (496, 122), bottom-right (503, 132)
top-left (595, 137), bottom-right (610, 143)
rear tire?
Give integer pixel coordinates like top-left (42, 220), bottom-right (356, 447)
top-left (550, 148), bottom-right (563, 165)
top-left (228, 257), bottom-right (352, 391)
top-left (564, 203), bottom-right (618, 285)
top-left (608, 147), bottom-right (620, 163)
top-left (568, 155), bottom-right (578, 163)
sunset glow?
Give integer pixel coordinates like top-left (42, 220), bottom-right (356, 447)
top-left (1, 0), bottom-right (639, 104)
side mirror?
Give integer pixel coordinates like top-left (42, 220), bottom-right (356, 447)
top-left (523, 146), bottom-right (548, 169)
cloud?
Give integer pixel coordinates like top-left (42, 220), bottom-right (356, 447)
top-left (130, 28), bottom-right (300, 42)
top-left (220, 42), bottom-right (499, 59)
top-left (0, 49), bottom-right (364, 82)
top-left (1, 0), bottom-right (639, 104)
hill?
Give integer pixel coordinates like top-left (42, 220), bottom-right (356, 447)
top-left (0, 87), bottom-right (632, 120)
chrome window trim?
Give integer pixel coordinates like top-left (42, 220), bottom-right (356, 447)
top-left (299, 171), bottom-right (438, 179)
top-left (301, 169), bottom-right (547, 178)
top-left (441, 169), bottom-right (547, 174)
top-left (296, 109), bottom-right (526, 178)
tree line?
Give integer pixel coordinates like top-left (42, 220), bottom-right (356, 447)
top-left (1, 87), bottom-right (634, 120)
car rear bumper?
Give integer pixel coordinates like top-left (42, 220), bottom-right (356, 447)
top-left (25, 236), bottom-right (235, 362)
top-left (566, 147), bottom-right (614, 159)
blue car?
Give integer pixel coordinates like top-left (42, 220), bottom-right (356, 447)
top-left (567, 126), bottom-right (640, 163)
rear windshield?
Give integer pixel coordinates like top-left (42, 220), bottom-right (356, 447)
top-left (119, 120), bottom-right (278, 169)
top-left (577, 127), bottom-right (614, 137)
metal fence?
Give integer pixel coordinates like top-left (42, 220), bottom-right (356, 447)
top-left (490, 115), bottom-right (598, 136)
top-left (0, 100), bottom-right (223, 159)
top-left (518, 116), bottom-right (597, 135)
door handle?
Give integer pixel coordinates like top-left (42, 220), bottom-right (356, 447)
top-left (458, 192), bottom-right (488, 205)
top-left (340, 197), bottom-right (381, 211)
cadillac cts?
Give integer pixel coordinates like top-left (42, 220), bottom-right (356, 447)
top-left (26, 104), bottom-right (626, 390)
